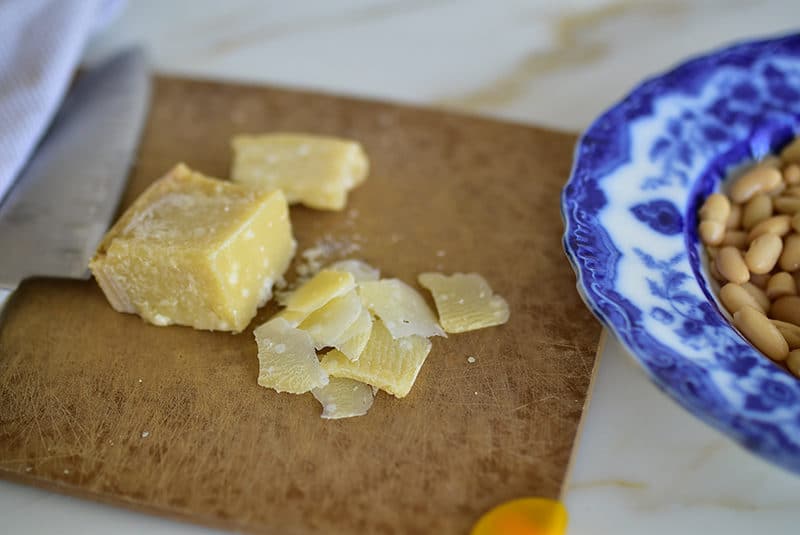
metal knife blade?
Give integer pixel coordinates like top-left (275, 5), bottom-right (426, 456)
top-left (0, 48), bottom-right (149, 300)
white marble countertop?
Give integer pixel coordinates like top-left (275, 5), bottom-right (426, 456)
top-left (3, 1), bottom-right (800, 533)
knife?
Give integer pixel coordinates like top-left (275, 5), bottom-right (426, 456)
top-left (0, 48), bottom-right (149, 309)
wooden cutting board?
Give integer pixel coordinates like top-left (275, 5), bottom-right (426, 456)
top-left (0, 76), bottom-right (600, 534)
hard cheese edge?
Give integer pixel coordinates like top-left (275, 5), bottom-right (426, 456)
top-left (89, 163), bottom-right (295, 332)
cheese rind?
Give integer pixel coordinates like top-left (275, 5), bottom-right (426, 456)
top-left (312, 377), bottom-right (375, 419)
top-left (231, 133), bottom-right (369, 211)
top-left (89, 164), bottom-right (295, 332)
top-left (418, 272), bottom-right (510, 333)
top-left (358, 279), bottom-right (445, 339)
top-left (255, 318), bottom-right (329, 394)
top-left (321, 319), bottom-right (432, 398)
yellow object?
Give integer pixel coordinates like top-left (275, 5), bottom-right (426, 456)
top-left (321, 318), bottom-right (432, 398)
top-left (284, 269), bottom-right (356, 318)
top-left (274, 308), bottom-right (307, 327)
top-left (254, 317), bottom-right (329, 394)
top-left (358, 279), bottom-right (445, 339)
top-left (471, 498), bottom-right (568, 535)
top-left (89, 163), bottom-right (295, 332)
top-left (418, 272), bottom-right (510, 333)
top-left (312, 377), bottom-right (374, 419)
top-left (333, 307), bottom-right (373, 361)
top-left (298, 290), bottom-right (363, 349)
top-left (231, 133), bottom-right (369, 211)
top-left (326, 259), bottom-right (380, 282)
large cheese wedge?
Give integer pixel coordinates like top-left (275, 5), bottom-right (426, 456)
top-left (89, 163), bottom-right (295, 332)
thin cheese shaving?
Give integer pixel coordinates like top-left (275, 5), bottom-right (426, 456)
top-left (358, 278), bottom-right (445, 339)
top-left (298, 290), bottom-right (362, 349)
top-left (254, 318), bottom-right (329, 394)
top-left (284, 269), bottom-right (355, 318)
top-left (332, 307), bottom-right (373, 361)
top-left (418, 272), bottom-right (509, 333)
top-left (321, 318), bottom-right (432, 398)
top-left (326, 259), bottom-right (380, 282)
top-left (312, 377), bottom-right (375, 419)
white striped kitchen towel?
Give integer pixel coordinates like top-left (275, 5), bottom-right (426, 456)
top-left (0, 0), bottom-right (123, 202)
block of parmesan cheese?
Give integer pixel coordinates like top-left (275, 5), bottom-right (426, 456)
top-left (89, 163), bottom-right (296, 332)
top-left (230, 133), bottom-right (368, 211)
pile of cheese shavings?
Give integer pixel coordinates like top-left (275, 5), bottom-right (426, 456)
top-left (254, 260), bottom-right (510, 419)
top-left (274, 235), bottom-right (363, 306)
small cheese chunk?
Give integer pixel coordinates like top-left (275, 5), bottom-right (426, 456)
top-left (231, 133), bottom-right (369, 211)
top-left (254, 318), bottom-right (328, 394)
top-left (312, 377), bottom-right (375, 419)
top-left (358, 279), bottom-right (445, 339)
top-left (326, 259), bottom-right (380, 282)
top-left (285, 269), bottom-right (356, 319)
top-left (321, 319), bottom-right (432, 398)
top-left (298, 290), bottom-right (362, 349)
top-left (418, 272), bottom-right (510, 333)
top-left (89, 164), bottom-right (295, 332)
top-left (332, 307), bottom-right (373, 361)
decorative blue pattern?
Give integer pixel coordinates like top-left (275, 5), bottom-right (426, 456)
top-left (562, 34), bottom-right (800, 474)
top-left (630, 200), bottom-right (683, 235)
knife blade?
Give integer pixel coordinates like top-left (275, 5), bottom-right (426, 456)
top-left (0, 48), bottom-right (149, 307)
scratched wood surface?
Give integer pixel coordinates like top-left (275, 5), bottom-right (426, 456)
top-left (0, 77), bottom-right (601, 534)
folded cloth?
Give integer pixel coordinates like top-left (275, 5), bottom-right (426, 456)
top-left (0, 0), bottom-right (123, 203)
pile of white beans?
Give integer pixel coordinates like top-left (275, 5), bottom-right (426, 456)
top-left (699, 136), bottom-right (800, 377)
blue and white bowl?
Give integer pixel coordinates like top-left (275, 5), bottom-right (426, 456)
top-left (562, 33), bottom-right (800, 474)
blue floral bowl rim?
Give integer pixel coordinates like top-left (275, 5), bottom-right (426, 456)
top-left (560, 31), bottom-right (800, 472)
